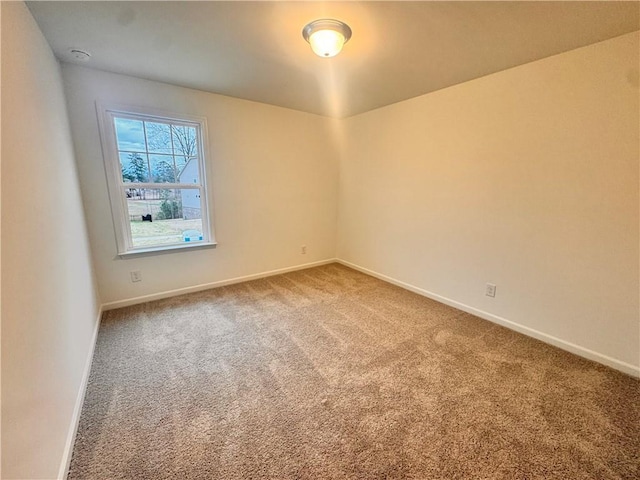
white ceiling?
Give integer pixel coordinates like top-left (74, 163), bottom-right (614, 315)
top-left (27, 1), bottom-right (640, 118)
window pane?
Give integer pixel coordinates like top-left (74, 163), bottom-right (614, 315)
top-left (175, 156), bottom-right (200, 184)
top-left (171, 125), bottom-right (198, 156)
top-left (114, 117), bottom-right (146, 151)
top-left (149, 154), bottom-right (176, 183)
top-left (145, 122), bottom-right (173, 154)
top-left (126, 188), bottom-right (204, 248)
top-left (120, 152), bottom-right (149, 183)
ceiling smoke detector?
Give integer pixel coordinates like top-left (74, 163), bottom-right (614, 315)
top-left (69, 48), bottom-right (91, 62)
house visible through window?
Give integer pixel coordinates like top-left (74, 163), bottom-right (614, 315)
top-left (99, 105), bottom-right (214, 254)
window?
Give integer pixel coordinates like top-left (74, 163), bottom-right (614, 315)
top-left (98, 104), bottom-right (215, 255)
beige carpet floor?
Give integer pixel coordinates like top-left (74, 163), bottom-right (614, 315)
top-left (68, 263), bottom-right (639, 479)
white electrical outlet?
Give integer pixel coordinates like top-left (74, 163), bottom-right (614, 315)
top-left (130, 271), bottom-right (142, 283)
top-left (301, 245), bottom-right (307, 254)
top-left (486, 283), bottom-right (496, 297)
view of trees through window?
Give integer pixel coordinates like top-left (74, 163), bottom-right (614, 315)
top-left (113, 116), bottom-right (205, 248)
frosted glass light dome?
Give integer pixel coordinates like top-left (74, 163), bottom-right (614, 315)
top-left (303, 19), bottom-right (352, 58)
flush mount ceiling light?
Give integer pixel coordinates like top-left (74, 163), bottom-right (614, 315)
top-left (302, 19), bottom-right (352, 58)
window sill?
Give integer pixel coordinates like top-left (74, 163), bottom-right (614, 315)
top-left (118, 241), bottom-right (217, 259)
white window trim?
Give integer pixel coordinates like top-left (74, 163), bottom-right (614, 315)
top-left (96, 102), bottom-right (216, 257)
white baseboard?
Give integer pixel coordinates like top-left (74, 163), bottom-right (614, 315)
top-left (58, 305), bottom-right (103, 480)
top-left (337, 259), bottom-right (640, 378)
top-left (102, 258), bottom-right (338, 311)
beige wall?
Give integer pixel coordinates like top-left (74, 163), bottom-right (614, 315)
top-left (1, 3), bottom-right (101, 479)
top-left (61, 66), bottom-right (339, 305)
top-left (337, 32), bottom-right (640, 372)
